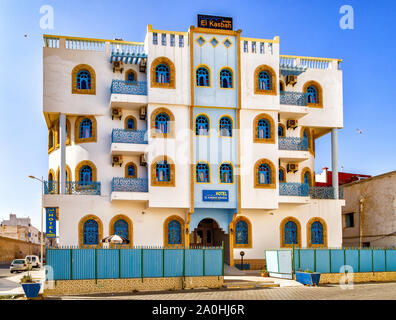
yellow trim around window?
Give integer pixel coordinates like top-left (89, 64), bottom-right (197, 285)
top-left (163, 215), bottom-right (185, 248)
top-left (124, 115), bottom-right (137, 130)
top-left (233, 216), bottom-right (252, 248)
top-left (280, 216), bottom-right (301, 248)
top-left (219, 66), bottom-right (235, 89)
top-left (222, 38), bottom-right (233, 49)
top-left (278, 123), bottom-right (286, 137)
top-left (194, 113), bottom-right (211, 137)
top-left (125, 69), bottom-right (138, 82)
top-left (195, 160), bottom-right (211, 184)
top-left (78, 214), bottom-right (103, 247)
top-left (195, 64), bottom-right (212, 88)
top-left (125, 162), bottom-right (137, 178)
top-left (75, 160), bottom-right (97, 183)
top-left (218, 161), bottom-right (235, 185)
top-left (254, 64), bottom-right (277, 95)
top-left (48, 128), bottom-right (55, 154)
top-left (279, 166), bottom-right (286, 183)
top-left (218, 114), bottom-right (234, 138)
top-left (254, 158), bottom-right (276, 189)
top-left (301, 167), bottom-right (314, 187)
top-left (109, 215), bottom-right (133, 245)
top-left (150, 107), bottom-right (175, 139)
top-left (150, 155), bottom-right (176, 187)
top-left (253, 113), bottom-right (275, 144)
top-left (74, 116), bottom-right (97, 144)
top-left (303, 80), bottom-right (323, 108)
top-left (48, 169), bottom-right (55, 182)
top-left (209, 36), bottom-right (220, 48)
top-left (306, 217), bottom-right (328, 248)
top-left (71, 64), bottom-right (96, 95)
top-left (150, 57), bottom-right (176, 89)
top-left (195, 35), bottom-right (206, 47)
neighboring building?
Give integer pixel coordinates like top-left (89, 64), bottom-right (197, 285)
top-left (42, 15), bottom-right (344, 268)
top-left (315, 167), bottom-right (371, 187)
top-left (0, 213), bottom-right (41, 244)
top-left (342, 171), bottom-right (396, 248)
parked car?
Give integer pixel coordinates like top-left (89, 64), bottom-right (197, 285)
top-left (10, 259), bottom-right (32, 273)
top-left (25, 255), bottom-right (41, 268)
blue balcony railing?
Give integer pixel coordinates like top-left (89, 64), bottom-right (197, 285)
top-left (112, 128), bottom-right (148, 144)
top-left (112, 177), bottom-right (148, 192)
top-left (279, 183), bottom-right (309, 197)
top-left (44, 181), bottom-right (101, 195)
top-left (280, 91), bottom-right (308, 106)
top-left (309, 186), bottom-right (344, 199)
top-left (278, 137), bottom-right (308, 151)
top-left (111, 80), bottom-right (147, 95)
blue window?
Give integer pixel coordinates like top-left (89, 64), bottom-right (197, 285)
top-left (220, 163), bottom-right (233, 183)
top-left (170, 34), bottom-right (175, 47)
top-left (196, 67), bottom-right (210, 87)
top-left (257, 119), bottom-right (270, 139)
top-left (80, 165), bottom-right (92, 185)
top-left (161, 33), bottom-right (167, 46)
top-left (156, 161), bottom-right (170, 182)
top-left (304, 171), bottom-right (310, 185)
top-left (77, 70), bottom-right (91, 90)
top-left (196, 162), bottom-right (210, 183)
top-left (155, 64), bottom-right (170, 83)
top-left (153, 33), bottom-right (158, 45)
top-left (168, 220), bottom-right (182, 245)
top-left (219, 116), bottom-right (232, 137)
top-left (311, 221), bottom-right (323, 245)
top-left (284, 221), bottom-right (298, 245)
top-left (196, 115), bottom-right (209, 136)
top-left (307, 86), bottom-right (318, 103)
top-left (114, 219), bottom-right (129, 240)
top-left (220, 68), bottom-right (233, 88)
top-left (83, 219), bottom-right (98, 245)
top-left (127, 164), bottom-right (135, 177)
top-left (126, 118), bottom-right (135, 130)
top-left (179, 35), bottom-right (184, 47)
top-left (127, 72), bottom-right (135, 82)
top-left (302, 129), bottom-right (309, 149)
top-left (49, 131), bottom-right (54, 148)
top-left (258, 71), bottom-right (271, 90)
top-left (279, 169), bottom-right (284, 182)
top-left (278, 125), bottom-right (284, 137)
top-left (79, 118), bottom-right (92, 139)
top-left (235, 220), bottom-right (248, 245)
top-left (155, 113), bottom-right (170, 134)
top-left (258, 164), bottom-right (271, 185)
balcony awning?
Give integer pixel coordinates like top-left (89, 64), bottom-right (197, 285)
top-left (110, 51), bottom-right (148, 65)
top-left (280, 64), bottom-right (307, 76)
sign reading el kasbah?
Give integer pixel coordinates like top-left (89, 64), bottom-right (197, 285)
top-left (46, 207), bottom-right (57, 238)
top-left (197, 14), bottom-right (233, 31)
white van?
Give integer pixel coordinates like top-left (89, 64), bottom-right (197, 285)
top-left (25, 255), bottom-right (41, 268)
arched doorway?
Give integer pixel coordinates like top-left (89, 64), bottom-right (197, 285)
top-left (190, 218), bottom-right (227, 247)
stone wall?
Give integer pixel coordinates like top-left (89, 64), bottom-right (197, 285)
top-left (0, 236), bottom-right (41, 264)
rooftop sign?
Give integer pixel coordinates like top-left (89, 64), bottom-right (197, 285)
top-left (197, 14), bottom-right (233, 31)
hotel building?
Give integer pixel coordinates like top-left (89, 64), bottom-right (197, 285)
top-left (43, 17), bottom-right (344, 268)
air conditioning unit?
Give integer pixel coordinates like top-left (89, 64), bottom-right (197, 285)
top-left (286, 75), bottom-right (297, 86)
top-left (139, 106), bottom-right (147, 120)
top-left (111, 108), bottom-right (122, 120)
top-left (139, 58), bottom-right (147, 73)
top-left (287, 163), bottom-right (298, 173)
top-left (112, 155), bottom-right (123, 167)
top-left (112, 60), bottom-right (124, 73)
top-left (287, 119), bottom-right (298, 129)
top-left (140, 154), bottom-right (147, 167)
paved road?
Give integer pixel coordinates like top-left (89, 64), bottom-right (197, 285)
top-left (56, 282), bottom-right (396, 300)
top-left (0, 264), bottom-right (12, 278)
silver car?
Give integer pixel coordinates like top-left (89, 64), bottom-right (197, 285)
top-left (10, 259), bottom-right (32, 273)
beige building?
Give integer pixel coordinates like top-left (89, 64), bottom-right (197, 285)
top-left (342, 171), bottom-right (396, 248)
top-left (0, 214), bottom-right (41, 244)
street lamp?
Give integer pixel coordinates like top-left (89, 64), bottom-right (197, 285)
top-left (28, 175), bottom-right (44, 267)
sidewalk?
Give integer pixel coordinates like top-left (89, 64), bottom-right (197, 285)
top-left (0, 268), bottom-right (45, 296)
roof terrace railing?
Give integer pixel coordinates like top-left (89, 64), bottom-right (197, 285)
top-left (280, 55), bottom-right (342, 70)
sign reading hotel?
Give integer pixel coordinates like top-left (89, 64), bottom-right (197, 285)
top-left (46, 207), bottom-right (57, 238)
top-left (197, 14), bottom-right (233, 31)
top-left (203, 190), bottom-right (229, 202)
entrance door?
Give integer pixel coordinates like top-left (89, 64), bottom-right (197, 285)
top-left (191, 218), bottom-right (221, 247)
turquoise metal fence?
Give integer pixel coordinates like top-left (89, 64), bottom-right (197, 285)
top-left (46, 246), bottom-right (223, 281)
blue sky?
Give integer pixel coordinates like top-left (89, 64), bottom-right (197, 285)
top-left (0, 0), bottom-right (395, 228)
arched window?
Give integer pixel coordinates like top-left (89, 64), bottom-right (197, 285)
top-left (127, 165), bottom-right (135, 177)
top-left (311, 221), bottom-right (323, 245)
top-left (196, 162), bottom-right (210, 183)
top-left (155, 64), bottom-right (170, 84)
top-left (48, 130), bottom-right (54, 151)
top-left (219, 116), bottom-right (232, 137)
top-left (284, 221), bottom-right (298, 245)
top-left (114, 219), bottom-right (129, 240)
top-left (77, 70), bottom-right (91, 90)
top-left (279, 81), bottom-right (285, 92)
top-left (279, 168), bottom-right (285, 182)
top-left (125, 70), bottom-right (137, 82)
top-left (168, 220), bottom-right (182, 245)
top-left (301, 167), bottom-right (313, 187)
top-left (257, 119), bottom-right (270, 139)
top-left (156, 161), bottom-right (170, 182)
top-left (196, 66), bottom-right (210, 87)
top-left (304, 171), bottom-right (310, 185)
top-left (219, 68), bottom-right (233, 88)
top-left (303, 81), bottom-right (323, 107)
top-left (220, 163), bottom-right (233, 183)
top-left (126, 117), bottom-right (135, 130)
top-left (278, 124), bottom-right (284, 137)
top-left (307, 86), bottom-right (318, 104)
top-left (79, 118), bottom-right (92, 139)
top-left (258, 71), bottom-right (271, 90)
top-left (196, 115), bottom-right (209, 136)
top-left (235, 220), bottom-right (248, 244)
top-left (258, 164), bottom-right (271, 185)
top-left (83, 219), bottom-right (98, 245)
top-left (155, 113), bottom-right (170, 134)
top-left (79, 165), bottom-right (93, 185)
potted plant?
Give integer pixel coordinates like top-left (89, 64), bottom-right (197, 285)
top-left (295, 269), bottom-right (321, 286)
top-left (260, 268), bottom-right (269, 277)
top-left (20, 273), bottom-right (41, 299)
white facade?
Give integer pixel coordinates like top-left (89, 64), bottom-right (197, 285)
top-left (42, 19), bottom-right (344, 268)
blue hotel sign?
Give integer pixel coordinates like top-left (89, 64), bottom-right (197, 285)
top-left (203, 190), bottom-right (229, 202)
top-left (46, 207), bottom-right (57, 238)
top-left (197, 14), bottom-right (233, 31)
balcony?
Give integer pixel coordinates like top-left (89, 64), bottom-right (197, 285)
top-left (310, 186), bottom-right (344, 200)
top-left (279, 91), bottom-right (308, 119)
top-left (44, 181), bottom-right (101, 195)
top-left (279, 183), bottom-right (309, 197)
top-left (278, 137), bottom-right (309, 162)
top-left (111, 177), bottom-right (149, 202)
top-left (110, 80), bottom-right (148, 110)
top-left (111, 129), bottom-right (148, 155)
